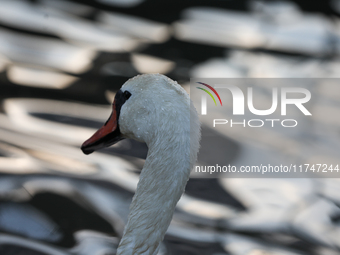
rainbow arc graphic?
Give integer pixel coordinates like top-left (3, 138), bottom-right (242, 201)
top-left (196, 82), bottom-right (222, 106)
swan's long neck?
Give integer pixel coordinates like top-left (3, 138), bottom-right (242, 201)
top-left (116, 131), bottom-right (191, 255)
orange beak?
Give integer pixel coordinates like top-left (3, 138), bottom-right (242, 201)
top-left (81, 101), bottom-right (124, 155)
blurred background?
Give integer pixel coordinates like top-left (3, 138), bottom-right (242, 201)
top-left (0, 0), bottom-right (340, 254)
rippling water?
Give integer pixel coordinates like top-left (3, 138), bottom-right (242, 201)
top-left (1, 1), bottom-right (340, 254)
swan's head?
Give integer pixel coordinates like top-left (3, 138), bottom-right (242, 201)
top-left (81, 74), bottom-right (200, 155)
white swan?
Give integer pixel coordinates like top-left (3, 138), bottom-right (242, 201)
top-left (81, 74), bottom-right (201, 255)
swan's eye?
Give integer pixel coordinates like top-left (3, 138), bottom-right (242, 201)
top-left (124, 90), bottom-right (132, 100)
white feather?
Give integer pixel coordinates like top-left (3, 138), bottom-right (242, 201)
top-left (116, 74), bottom-right (201, 255)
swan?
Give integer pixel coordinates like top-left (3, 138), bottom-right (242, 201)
top-left (81, 73), bottom-right (201, 255)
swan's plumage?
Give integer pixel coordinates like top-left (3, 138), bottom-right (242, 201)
top-left (83, 74), bottom-right (201, 255)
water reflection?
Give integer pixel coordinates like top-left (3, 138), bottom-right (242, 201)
top-left (0, 28), bottom-right (96, 73)
top-left (7, 66), bottom-right (78, 89)
top-left (0, 0), bottom-right (339, 254)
